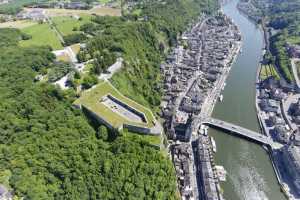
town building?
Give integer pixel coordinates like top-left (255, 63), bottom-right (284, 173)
top-left (282, 145), bottom-right (300, 195)
top-left (273, 125), bottom-right (290, 143)
top-left (17, 9), bottom-right (46, 21)
top-left (259, 99), bottom-right (279, 113)
top-left (0, 185), bottom-right (12, 200)
top-left (287, 44), bottom-right (300, 58)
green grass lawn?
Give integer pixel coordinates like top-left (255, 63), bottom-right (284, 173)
top-left (260, 64), bottom-right (280, 80)
top-left (51, 15), bottom-right (91, 36)
top-left (111, 71), bottom-right (154, 110)
top-left (19, 23), bottom-right (63, 50)
top-left (132, 9), bottom-right (142, 16)
top-left (74, 81), bottom-right (156, 129)
top-left (98, 0), bottom-right (111, 3)
top-left (82, 62), bottom-right (94, 74)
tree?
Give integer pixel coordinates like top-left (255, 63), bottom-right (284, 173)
top-left (82, 75), bottom-right (98, 89)
top-left (97, 125), bottom-right (108, 140)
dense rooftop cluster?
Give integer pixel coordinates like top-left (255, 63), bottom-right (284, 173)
top-left (161, 14), bottom-right (241, 142)
top-left (161, 13), bottom-right (241, 200)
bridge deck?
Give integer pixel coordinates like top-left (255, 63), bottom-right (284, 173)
top-left (202, 118), bottom-right (283, 149)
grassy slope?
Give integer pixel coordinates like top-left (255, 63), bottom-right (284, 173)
top-left (123, 130), bottom-right (161, 147)
top-left (19, 23), bottom-right (62, 50)
top-left (109, 0), bottom-right (218, 113)
top-left (52, 15), bottom-right (91, 36)
top-left (260, 64), bottom-right (280, 80)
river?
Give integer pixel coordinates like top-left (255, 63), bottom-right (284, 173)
top-left (208, 0), bottom-right (287, 199)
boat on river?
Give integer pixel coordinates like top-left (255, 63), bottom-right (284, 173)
top-left (210, 137), bottom-right (217, 153)
top-left (215, 165), bottom-right (227, 182)
top-left (218, 94), bottom-right (224, 102)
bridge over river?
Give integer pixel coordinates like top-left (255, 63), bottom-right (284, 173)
top-left (200, 117), bottom-right (283, 149)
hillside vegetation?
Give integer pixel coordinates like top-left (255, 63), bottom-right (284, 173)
top-left (248, 0), bottom-right (300, 82)
top-left (0, 28), bottom-right (178, 199)
top-left (79, 0), bottom-right (218, 113)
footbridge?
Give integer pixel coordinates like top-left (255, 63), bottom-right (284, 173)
top-left (202, 117), bottom-right (283, 149)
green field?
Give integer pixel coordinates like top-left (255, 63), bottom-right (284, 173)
top-left (260, 64), bottom-right (280, 80)
top-left (0, 20), bottom-right (37, 29)
top-left (19, 23), bottom-right (62, 50)
top-left (98, 0), bottom-right (111, 3)
top-left (52, 15), bottom-right (91, 36)
top-left (74, 81), bottom-right (156, 129)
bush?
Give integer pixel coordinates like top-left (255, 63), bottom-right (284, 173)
top-left (21, 33), bottom-right (32, 40)
top-left (63, 33), bottom-right (87, 46)
top-left (47, 62), bottom-right (73, 82)
top-left (82, 74), bottom-right (98, 89)
top-left (97, 125), bottom-right (108, 140)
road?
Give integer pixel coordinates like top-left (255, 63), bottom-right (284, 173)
top-left (203, 117), bottom-right (283, 149)
top-left (45, 14), bottom-right (65, 45)
top-left (200, 42), bottom-right (242, 118)
top-left (291, 58), bottom-right (300, 88)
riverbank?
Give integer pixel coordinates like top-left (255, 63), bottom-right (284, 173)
top-left (209, 0), bottom-right (288, 199)
top-left (162, 12), bottom-right (242, 199)
top-left (239, 1), bottom-right (298, 199)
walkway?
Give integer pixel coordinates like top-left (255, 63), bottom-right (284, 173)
top-left (282, 93), bottom-right (300, 131)
top-left (99, 58), bottom-right (123, 80)
top-left (45, 15), bottom-right (65, 45)
top-left (291, 58), bottom-right (300, 88)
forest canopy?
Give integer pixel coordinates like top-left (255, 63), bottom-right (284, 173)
top-left (0, 28), bottom-right (178, 200)
top-left (0, 0), bottom-right (219, 199)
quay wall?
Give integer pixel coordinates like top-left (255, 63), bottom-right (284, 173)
top-left (232, 6), bottom-right (290, 198)
top-left (255, 87), bottom-right (288, 198)
top-left (266, 146), bottom-right (285, 189)
top-left (252, 19), bottom-right (291, 200)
